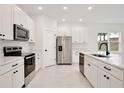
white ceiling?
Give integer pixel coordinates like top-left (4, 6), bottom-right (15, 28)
top-left (18, 4), bottom-right (124, 23)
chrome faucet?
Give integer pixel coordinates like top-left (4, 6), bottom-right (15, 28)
top-left (99, 42), bottom-right (110, 55)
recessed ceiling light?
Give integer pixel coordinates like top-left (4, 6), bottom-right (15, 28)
top-left (62, 18), bottom-right (66, 22)
top-left (38, 6), bottom-right (43, 10)
top-left (63, 6), bottom-right (68, 10)
top-left (88, 6), bottom-right (93, 10)
top-left (79, 19), bottom-right (83, 22)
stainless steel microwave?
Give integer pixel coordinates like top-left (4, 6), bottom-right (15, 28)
top-left (14, 24), bottom-right (29, 41)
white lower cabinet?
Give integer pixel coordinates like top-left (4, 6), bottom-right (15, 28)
top-left (36, 52), bottom-right (42, 71)
top-left (98, 69), bottom-right (110, 88)
top-left (98, 69), bottom-right (123, 88)
top-left (0, 58), bottom-right (24, 88)
top-left (12, 65), bottom-right (24, 88)
top-left (84, 60), bottom-right (98, 87)
top-left (0, 71), bottom-right (13, 88)
top-left (72, 50), bottom-right (79, 63)
top-left (0, 65), bottom-right (24, 88)
top-left (90, 63), bottom-right (98, 88)
top-left (84, 55), bottom-right (123, 88)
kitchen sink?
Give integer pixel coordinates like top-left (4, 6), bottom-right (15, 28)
top-left (91, 54), bottom-right (110, 58)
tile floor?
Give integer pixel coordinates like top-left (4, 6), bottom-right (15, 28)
top-left (27, 64), bottom-right (92, 88)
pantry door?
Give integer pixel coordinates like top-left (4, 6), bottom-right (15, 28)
top-left (43, 30), bottom-right (56, 67)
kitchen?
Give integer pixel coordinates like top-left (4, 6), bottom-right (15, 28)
top-left (0, 3), bottom-right (124, 89)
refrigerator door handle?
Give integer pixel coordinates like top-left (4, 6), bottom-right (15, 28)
top-left (58, 46), bottom-right (62, 51)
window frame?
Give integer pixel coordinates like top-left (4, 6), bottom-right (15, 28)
top-left (97, 32), bottom-right (121, 53)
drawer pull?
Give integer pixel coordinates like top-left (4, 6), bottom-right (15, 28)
top-left (104, 75), bottom-right (106, 77)
top-left (12, 63), bottom-right (18, 67)
top-left (80, 55), bottom-right (84, 58)
top-left (104, 66), bottom-right (111, 71)
top-left (106, 77), bottom-right (109, 79)
top-left (88, 64), bottom-right (91, 66)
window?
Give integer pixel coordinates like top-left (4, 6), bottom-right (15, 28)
top-left (97, 32), bottom-right (121, 53)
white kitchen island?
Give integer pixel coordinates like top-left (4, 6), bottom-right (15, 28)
top-left (80, 51), bottom-right (124, 88)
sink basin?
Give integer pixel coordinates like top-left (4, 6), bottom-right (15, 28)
top-left (91, 54), bottom-right (109, 58)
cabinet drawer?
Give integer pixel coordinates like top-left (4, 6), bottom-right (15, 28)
top-left (98, 61), bottom-right (123, 81)
top-left (0, 59), bottom-right (24, 76)
top-left (85, 55), bottom-right (98, 66)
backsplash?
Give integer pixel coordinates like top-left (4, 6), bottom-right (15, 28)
top-left (0, 40), bottom-right (35, 57)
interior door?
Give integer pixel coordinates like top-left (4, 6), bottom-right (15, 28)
top-left (43, 30), bottom-right (56, 67)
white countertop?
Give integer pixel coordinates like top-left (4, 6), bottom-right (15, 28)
top-left (80, 51), bottom-right (124, 70)
top-left (0, 57), bottom-right (24, 66)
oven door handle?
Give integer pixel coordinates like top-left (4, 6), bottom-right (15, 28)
top-left (25, 55), bottom-right (35, 59)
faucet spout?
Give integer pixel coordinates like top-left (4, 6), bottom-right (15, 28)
top-left (99, 42), bottom-right (110, 55)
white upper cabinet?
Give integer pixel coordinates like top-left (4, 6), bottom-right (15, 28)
top-left (0, 5), bottom-right (15, 40)
top-left (27, 16), bottom-right (35, 42)
top-left (14, 6), bottom-right (36, 42)
top-left (14, 6), bottom-right (28, 29)
top-left (72, 26), bottom-right (84, 43)
top-left (0, 6), bottom-right (2, 39)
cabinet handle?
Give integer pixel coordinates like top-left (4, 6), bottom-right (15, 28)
top-left (3, 34), bottom-right (5, 37)
top-left (104, 66), bottom-right (111, 71)
top-left (106, 77), bottom-right (109, 79)
top-left (0, 34), bottom-right (2, 36)
top-left (13, 71), bottom-right (16, 74)
top-left (20, 24), bottom-right (23, 27)
top-left (16, 70), bottom-right (18, 72)
top-left (88, 64), bottom-right (91, 66)
top-left (12, 63), bottom-right (18, 67)
top-left (80, 55), bottom-right (84, 58)
top-left (104, 75), bottom-right (106, 77)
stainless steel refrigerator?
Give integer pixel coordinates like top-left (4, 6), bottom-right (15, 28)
top-left (56, 36), bottom-right (72, 65)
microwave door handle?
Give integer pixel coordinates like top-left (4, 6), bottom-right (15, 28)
top-left (25, 55), bottom-right (35, 59)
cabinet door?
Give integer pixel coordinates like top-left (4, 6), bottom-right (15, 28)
top-left (27, 16), bottom-right (35, 42)
top-left (36, 52), bottom-right (42, 71)
top-left (79, 30), bottom-right (84, 43)
top-left (72, 50), bottom-right (79, 63)
top-left (110, 75), bottom-right (123, 88)
top-left (14, 7), bottom-right (28, 29)
top-left (0, 5), bottom-right (14, 40)
top-left (72, 28), bottom-right (79, 43)
top-left (0, 7), bottom-right (3, 39)
top-left (14, 7), bottom-right (21, 25)
top-left (20, 12), bottom-right (28, 28)
top-left (84, 61), bottom-right (91, 80)
top-left (12, 65), bottom-right (24, 88)
top-left (98, 69), bottom-right (110, 88)
top-left (0, 71), bottom-right (13, 88)
top-left (90, 63), bottom-right (98, 88)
